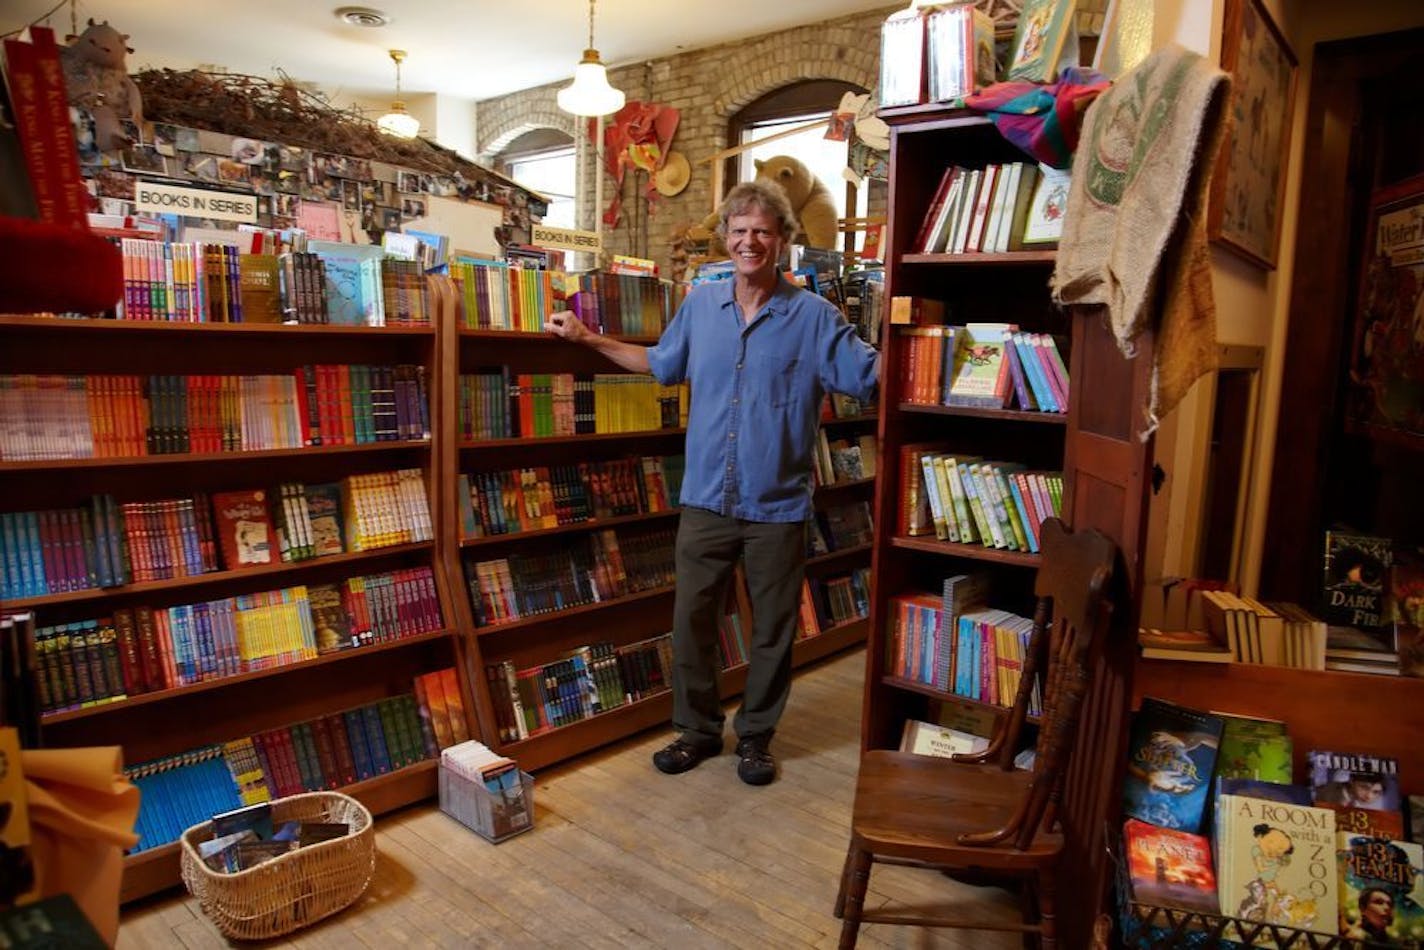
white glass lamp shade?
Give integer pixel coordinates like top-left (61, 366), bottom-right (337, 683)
top-left (378, 102), bottom-right (420, 139)
top-left (557, 50), bottom-right (625, 117)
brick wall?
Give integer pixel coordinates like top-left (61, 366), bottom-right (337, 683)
top-left (476, 5), bottom-right (896, 276)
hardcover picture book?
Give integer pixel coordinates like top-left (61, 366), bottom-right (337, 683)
top-left (210, 490), bottom-right (277, 568)
top-left (1123, 817), bottom-right (1219, 914)
top-left (1308, 750), bottom-right (1401, 813)
top-left (1322, 530), bottom-right (1393, 631)
top-left (1216, 793), bottom-right (1338, 935)
top-left (1122, 697), bottom-right (1223, 833)
top-left (1336, 834), bottom-right (1424, 944)
top-left (1214, 713), bottom-right (1293, 783)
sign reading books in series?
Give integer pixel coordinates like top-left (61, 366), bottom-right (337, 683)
top-left (134, 182), bottom-right (258, 223)
top-left (530, 225), bottom-right (602, 254)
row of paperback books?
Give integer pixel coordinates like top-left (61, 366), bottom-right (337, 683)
top-left (465, 526), bottom-right (675, 627)
top-left (127, 671), bottom-right (467, 852)
top-left (0, 364), bottom-right (430, 462)
top-left (457, 370), bottom-right (688, 441)
top-left (1122, 698), bottom-right (1424, 941)
top-left (485, 634), bottom-right (676, 743)
top-left (113, 237), bottom-right (431, 326)
top-left (901, 446), bottom-right (1063, 554)
top-left (457, 454), bottom-right (684, 539)
top-left (813, 431), bottom-right (877, 488)
top-left (898, 320), bottom-right (1069, 413)
top-left (795, 568), bottom-right (872, 641)
top-left (887, 572), bottom-right (1042, 715)
top-left (0, 472), bottom-right (428, 600)
top-left (914, 163), bottom-right (1058, 256)
top-left (449, 259), bottom-right (681, 337)
top-left (33, 567), bottom-right (442, 713)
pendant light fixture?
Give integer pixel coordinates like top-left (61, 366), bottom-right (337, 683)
top-left (377, 49), bottom-right (421, 139)
top-left (556, 0), bottom-right (625, 117)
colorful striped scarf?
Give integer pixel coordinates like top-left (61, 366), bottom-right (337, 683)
top-left (961, 67), bottom-right (1111, 169)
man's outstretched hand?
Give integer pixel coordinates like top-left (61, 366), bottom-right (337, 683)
top-left (544, 311), bottom-right (588, 343)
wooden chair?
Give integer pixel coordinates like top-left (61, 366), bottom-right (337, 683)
top-left (833, 517), bottom-right (1118, 949)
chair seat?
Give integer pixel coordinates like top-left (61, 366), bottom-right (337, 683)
top-left (850, 750), bottom-right (1063, 871)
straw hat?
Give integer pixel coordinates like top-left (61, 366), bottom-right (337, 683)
top-left (654, 151), bottom-right (691, 197)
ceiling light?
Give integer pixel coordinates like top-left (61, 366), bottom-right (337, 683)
top-left (335, 6), bottom-right (389, 28)
top-left (377, 49), bottom-right (420, 139)
top-left (556, 0), bottom-right (625, 117)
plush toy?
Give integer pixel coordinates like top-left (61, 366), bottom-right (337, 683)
top-left (60, 19), bottom-right (145, 152)
top-left (703, 154), bottom-right (839, 251)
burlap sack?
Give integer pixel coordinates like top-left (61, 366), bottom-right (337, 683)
top-left (1050, 44), bottom-right (1231, 433)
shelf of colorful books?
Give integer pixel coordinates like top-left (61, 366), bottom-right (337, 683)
top-left (0, 314), bottom-right (436, 337)
top-left (41, 627), bottom-right (454, 725)
top-left (118, 758), bottom-right (439, 904)
top-left (899, 250), bottom-right (1058, 267)
top-left (458, 508), bottom-right (680, 549)
top-left (0, 439), bottom-right (432, 472)
top-left (0, 540), bottom-right (436, 610)
top-left (471, 584), bottom-right (676, 639)
top-left (491, 617), bottom-right (869, 771)
top-left (890, 535), bottom-right (1041, 568)
top-left (898, 402), bottom-right (1069, 425)
top-left (458, 428), bottom-right (686, 450)
top-left (1133, 659), bottom-right (1423, 781)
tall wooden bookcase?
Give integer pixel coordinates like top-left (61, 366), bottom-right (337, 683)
top-left (0, 281), bottom-right (468, 902)
top-left (434, 283), bottom-right (872, 772)
top-left (864, 105), bottom-right (1155, 949)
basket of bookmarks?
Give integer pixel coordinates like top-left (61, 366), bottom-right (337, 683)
top-left (179, 791), bottom-right (375, 940)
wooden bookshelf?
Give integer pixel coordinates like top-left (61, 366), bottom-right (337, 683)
top-left (865, 106), bottom-right (1155, 949)
top-left (1, 279), bottom-right (469, 902)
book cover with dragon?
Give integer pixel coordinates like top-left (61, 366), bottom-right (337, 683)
top-left (1122, 697), bottom-right (1224, 833)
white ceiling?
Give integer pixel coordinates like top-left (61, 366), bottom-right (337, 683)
top-left (13, 0), bottom-right (896, 103)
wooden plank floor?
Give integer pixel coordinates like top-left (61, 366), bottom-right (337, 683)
top-left (118, 648), bottom-right (1024, 948)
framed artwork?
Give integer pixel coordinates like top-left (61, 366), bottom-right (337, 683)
top-left (1209, 0), bottom-right (1297, 269)
top-left (1346, 174), bottom-right (1424, 441)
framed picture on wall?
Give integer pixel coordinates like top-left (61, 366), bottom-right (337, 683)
top-left (1208, 0), bottom-right (1297, 269)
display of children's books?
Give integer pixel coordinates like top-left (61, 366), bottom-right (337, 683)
top-left (1336, 834), bottom-right (1424, 944)
top-left (1309, 750), bottom-right (1402, 813)
top-left (1123, 817), bottom-right (1219, 915)
top-left (1123, 698), bottom-right (1224, 833)
top-left (1216, 793), bottom-right (1338, 935)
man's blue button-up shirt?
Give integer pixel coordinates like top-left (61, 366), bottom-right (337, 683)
top-left (646, 277), bottom-right (879, 523)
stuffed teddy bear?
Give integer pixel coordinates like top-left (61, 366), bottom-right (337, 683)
top-left (704, 154), bottom-right (839, 251)
top-left (60, 19), bottom-right (145, 153)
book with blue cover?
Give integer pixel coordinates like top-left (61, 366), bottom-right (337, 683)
top-left (1122, 697), bottom-right (1224, 833)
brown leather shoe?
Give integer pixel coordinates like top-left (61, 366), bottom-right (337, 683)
top-left (652, 737), bottom-right (721, 774)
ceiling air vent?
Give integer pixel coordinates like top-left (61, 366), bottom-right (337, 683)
top-left (334, 7), bottom-right (390, 28)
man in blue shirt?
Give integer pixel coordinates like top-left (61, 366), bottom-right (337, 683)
top-left (544, 180), bottom-right (879, 784)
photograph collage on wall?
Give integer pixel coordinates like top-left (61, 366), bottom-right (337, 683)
top-left (71, 107), bottom-right (533, 245)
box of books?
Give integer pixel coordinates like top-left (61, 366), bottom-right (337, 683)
top-left (437, 741), bottom-right (534, 843)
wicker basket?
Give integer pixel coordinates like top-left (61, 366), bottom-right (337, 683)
top-left (179, 792), bottom-right (375, 941)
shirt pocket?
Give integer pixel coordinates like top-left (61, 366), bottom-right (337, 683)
top-left (748, 352), bottom-right (800, 408)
